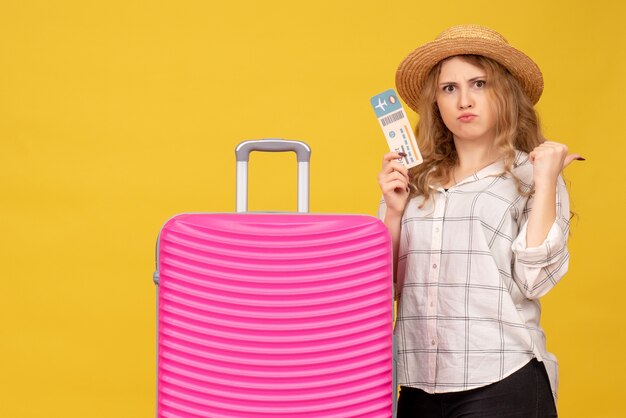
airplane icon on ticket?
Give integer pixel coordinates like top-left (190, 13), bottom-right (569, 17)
top-left (375, 98), bottom-right (388, 112)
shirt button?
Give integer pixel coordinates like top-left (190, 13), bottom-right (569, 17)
top-left (435, 227), bottom-right (440, 232)
top-left (432, 264), bottom-right (437, 269)
top-left (431, 340), bottom-right (436, 346)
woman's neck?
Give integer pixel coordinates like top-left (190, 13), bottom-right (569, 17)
top-left (443, 136), bottom-right (502, 189)
top-left (453, 136), bottom-right (501, 171)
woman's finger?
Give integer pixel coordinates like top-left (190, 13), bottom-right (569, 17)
top-left (382, 179), bottom-right (409, 194)
top-left (563, 153), bottom-right (584, 168)
top-left (381, 156), bottom-right (409, 175)
top-left (385, 171), bottom-right (408, 185)
top-left (381, 171), bottom-right (408, 186)
top-left (382, 152), bottom-right (403, 165)
top-left (380, 167), bottom-right (410, 185)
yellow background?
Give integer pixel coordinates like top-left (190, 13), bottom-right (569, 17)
top-left (1, 0), bottom-right (624, 416)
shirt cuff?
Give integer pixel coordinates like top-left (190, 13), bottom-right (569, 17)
top-left (512, 221), bottom-right (566, 266)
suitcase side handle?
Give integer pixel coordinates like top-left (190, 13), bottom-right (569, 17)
top-left (235, 139), bottom-right (311, 213)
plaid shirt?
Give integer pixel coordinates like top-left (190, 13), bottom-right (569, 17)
top-left (379, 151), bottom-right (569, 401)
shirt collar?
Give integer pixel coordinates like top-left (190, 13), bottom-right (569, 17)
top-left (429, 150), bottom-right (527, 192)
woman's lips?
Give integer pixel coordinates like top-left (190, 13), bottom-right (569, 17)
top-left (458, 114), bottom-right (477, 122)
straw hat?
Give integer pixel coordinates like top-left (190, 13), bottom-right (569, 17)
top-left (395, 25), bottom-right (543, 112)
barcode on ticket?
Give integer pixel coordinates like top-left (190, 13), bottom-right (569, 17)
top-left (380, 110), bottom-right (405, 127)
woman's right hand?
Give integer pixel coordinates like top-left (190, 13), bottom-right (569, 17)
top-left (377, 152), bottom-right (411, 216)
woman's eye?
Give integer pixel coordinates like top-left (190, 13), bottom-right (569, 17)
top-left (443, 85), bottom-right (455, 93)
top-left (475, 80), bottom-right (486, 88)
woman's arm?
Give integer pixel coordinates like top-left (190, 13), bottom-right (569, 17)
top-left (511, 141), bottom-right (582, 299)
top-left (384, 210), bottom-right (403, 286)
top-left (377, 152), bottom-right (410, 294)
top-left (512, 177), bottom-right (570, 299)
top-left (525, 181), bottom-right (558, 247)
top-left (526, 141), bottom-right (581, 246)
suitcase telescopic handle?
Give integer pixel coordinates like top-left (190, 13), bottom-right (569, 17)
top-left (235, 139), bottom-right (311, 213)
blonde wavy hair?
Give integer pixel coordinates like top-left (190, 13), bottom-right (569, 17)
top-left (408, 54), bottom-right (544, 203)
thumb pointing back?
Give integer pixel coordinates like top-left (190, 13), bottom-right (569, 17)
top-left (564, 153), bottom-right (584, 170)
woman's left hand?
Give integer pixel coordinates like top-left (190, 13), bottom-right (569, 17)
top-left (529, 141), bottom-right (582, 189)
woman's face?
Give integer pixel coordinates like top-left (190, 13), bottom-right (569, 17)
top-left (435, 56), bottom-right (497, 144)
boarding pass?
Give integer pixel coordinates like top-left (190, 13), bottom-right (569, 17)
top-left (370, 88), bottom-right (423, 168)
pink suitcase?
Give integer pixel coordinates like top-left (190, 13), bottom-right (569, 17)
top-left (154, 140), bottom-right (394, 417)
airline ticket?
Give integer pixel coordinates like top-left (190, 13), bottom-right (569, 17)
top-left (370, 88), bottom-right (423, 168)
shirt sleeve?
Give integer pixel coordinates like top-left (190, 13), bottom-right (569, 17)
top-left (377, 196), bottom-right (405, 299)
top-left (511, 175), bottom-right (570, 299)
top-left (377, 196), bottom-right (387, 221)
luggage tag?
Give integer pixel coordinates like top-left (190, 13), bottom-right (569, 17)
top-left (370, 88), bottom-right (423, 168)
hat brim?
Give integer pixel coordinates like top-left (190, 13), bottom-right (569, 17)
top-left (395, 38), bottom-right (544, 112)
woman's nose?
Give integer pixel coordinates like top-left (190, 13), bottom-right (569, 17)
top-left (458, 89), bottom-right (473, 109)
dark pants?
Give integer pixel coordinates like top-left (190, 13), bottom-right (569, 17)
top-left (397, 359), bottom-right (557, 418)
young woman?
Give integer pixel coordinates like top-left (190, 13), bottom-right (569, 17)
top-left (377, 25), bottom-right (581, 417)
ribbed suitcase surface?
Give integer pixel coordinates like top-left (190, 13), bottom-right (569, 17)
top-left (156, 213), bottom-right (393, 417)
